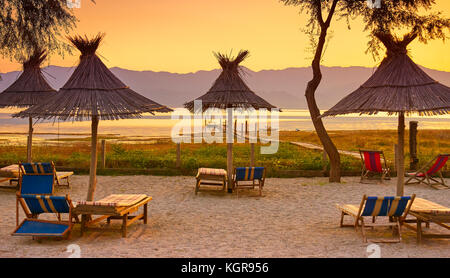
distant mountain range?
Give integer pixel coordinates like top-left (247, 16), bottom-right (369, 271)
top-left (1, 65), bottom-right (449, 109)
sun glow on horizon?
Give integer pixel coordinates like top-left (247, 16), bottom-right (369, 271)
top-left (0, 0), bottom-right (449, 74)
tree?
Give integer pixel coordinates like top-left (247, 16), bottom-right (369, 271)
top-left (280, 0), bottom-right (450, 183)
top-left (0, 0), bottom-right (95, 63)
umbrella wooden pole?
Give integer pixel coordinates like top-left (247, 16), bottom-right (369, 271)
top-left (397, 112), bottom-right (405, 196)
top-left (250, 143), bottom-right (255, 167)
top-left (87, 116), bottom-right (99, 201)
top-left (27, 117), bottom-right (33, 163)
top-left (227, 108), bottom-right (233, 193)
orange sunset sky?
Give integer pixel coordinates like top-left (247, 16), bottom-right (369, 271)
top-left (1, 0), bottom-right (449, 73)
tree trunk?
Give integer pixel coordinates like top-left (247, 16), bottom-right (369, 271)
top-left (87, 116), bottom-right (99, 201)
top-left (305, 0), bottom-right (341, 182)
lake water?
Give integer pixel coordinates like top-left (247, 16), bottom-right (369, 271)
top-left (0, 108), bottom-right (449, 143)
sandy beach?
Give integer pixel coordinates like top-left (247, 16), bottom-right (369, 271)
top-left (0, 175), bottom-right (448, 258)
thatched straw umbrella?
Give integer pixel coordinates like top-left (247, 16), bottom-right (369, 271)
top-left (321, 32), bottom-right (450, 196)
top-left (15, 34), bottom-right (172, 201)
top-left (0, 49), bottom-right (57, 162)
top-left (184, 50), bottom-right (276, 192)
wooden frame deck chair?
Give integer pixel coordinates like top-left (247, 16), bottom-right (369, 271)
top-left (337, 194), bottom-right (415, 243)
top-left (20, 162), bottom-right (73, 187)
top-left (18, 165), bottom-right (55, 196)
top-left (402, 198), bottom-right (450, 243)
top-left (232, 167), bottom-right (266, 197)
top-left (405, 154), bottom-right (449, 190)
top-left (74, 194), bottom-right (152, 238)
top-left (13, 194), bottom-right (74, 239)
top-left (359, 150), bottom-right (391, 183)
top-left (195, 168), bottom-right (227, 194)
top-left (16, 165), bottom-right (61, 226)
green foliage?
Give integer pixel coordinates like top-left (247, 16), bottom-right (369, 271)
top-left (280, 0), bottom-right (450, 60)
top-left (0, 130), bottom-right (448, 177)
top-left (0, 0), bottom-right (95, 62)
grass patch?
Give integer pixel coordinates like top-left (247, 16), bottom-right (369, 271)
top-left (0, 130), bottom-right (448, 177)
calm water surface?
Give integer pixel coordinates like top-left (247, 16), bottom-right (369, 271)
top-left (0, 108), bottom-right (449, 144)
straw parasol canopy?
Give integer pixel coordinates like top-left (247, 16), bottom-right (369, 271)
top-left (321, 32), bottom-right (450, 195)
top-left (184, 50), bottom-right (276, 112)
top-left (15, 33), bottom-right (172, 201)
top-left (184, 50), bottom-right (276, 192)
top-left (0, 48), bottom-right (57, 162)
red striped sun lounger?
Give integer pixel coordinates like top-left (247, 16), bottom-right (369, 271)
top-left (406, 154), bottom-right (449, 190)
top-left (359, 150), bottom-right (391, 183)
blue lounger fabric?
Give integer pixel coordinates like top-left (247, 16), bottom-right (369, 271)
top-left (235, 167), bottom-right (264, 181)
top-left (21, 162), bottom-right (53, 174)
top-left (361, 196), bottom-right (411, 217)
top-left (20, 175), bottom-right (54, 195)
top-left (22, 195), bottom-right (70, 214)
top-left (13, 220), bottom-right (69, 236)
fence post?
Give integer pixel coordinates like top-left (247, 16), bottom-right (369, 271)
top-left (101, 139), bottom-right (106, 168)
top-left (176, 143), bottom-right (181, 168)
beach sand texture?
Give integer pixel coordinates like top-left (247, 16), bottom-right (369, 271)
top-left (0, 175), bottom-right (448, 258)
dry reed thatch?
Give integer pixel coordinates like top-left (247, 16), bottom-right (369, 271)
top-left (0, 48), bottom-right (56, 108)
top-left (184, 50), bottom-right (276, 112)
top-left (322, 32), bottom-right (450, 117)
top-left (14, 33), bottom-right (172, 121)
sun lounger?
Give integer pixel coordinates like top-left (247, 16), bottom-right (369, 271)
top-left (405, 154), bottom-right (449, 190)
top-left (232, 167), bottom-right (265, 197)
top-left (337, 194), bottom-right (415, 243)
top-left (359, 150), bottom-right (391, 183)
top-left (16, 166), bottom-right (55, 226)
top-left (18, 171), bottom-right (54, 195)
top-left (401, 198), bottom-right (450, 243)
top-left (1, 163), bottom-right (73, 187)
top-left (20, 162), bottom-right (74, 187)
top-left (13, 194), bottom-right (75, 239)
top-left (73, 194), bottom-right (152, 237)
top-left (195, 168), bottom-right (227, 194)
top-left (0, 164), bottom-right (21, 187)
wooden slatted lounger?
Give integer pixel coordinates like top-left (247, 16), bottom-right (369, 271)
top-left (402, 198), bottom-right (450, 243)
top-left (195, 168), bottom-right (227, 194)
top-left (1, 163), bottom-right (74, 187)
top-left (73, 194), bottom-right (152, 238)
top-left (20, 162), bottom-right (74, 187)
top-left (0, 164), bottom-right (21, 187)
top-left (337, 195), bottom-right (416, 243)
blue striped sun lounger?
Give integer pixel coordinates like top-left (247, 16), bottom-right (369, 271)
top-left (19, 174), bottom-right (54, 195)
top-left (233, 167), bottom-right (266, 197)
top-left (337, 194), bottom-right (416, 243)
top-left (20, 162), bottom-right (73, 187)
top-left (13, 194), bottom-right (74, 239)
